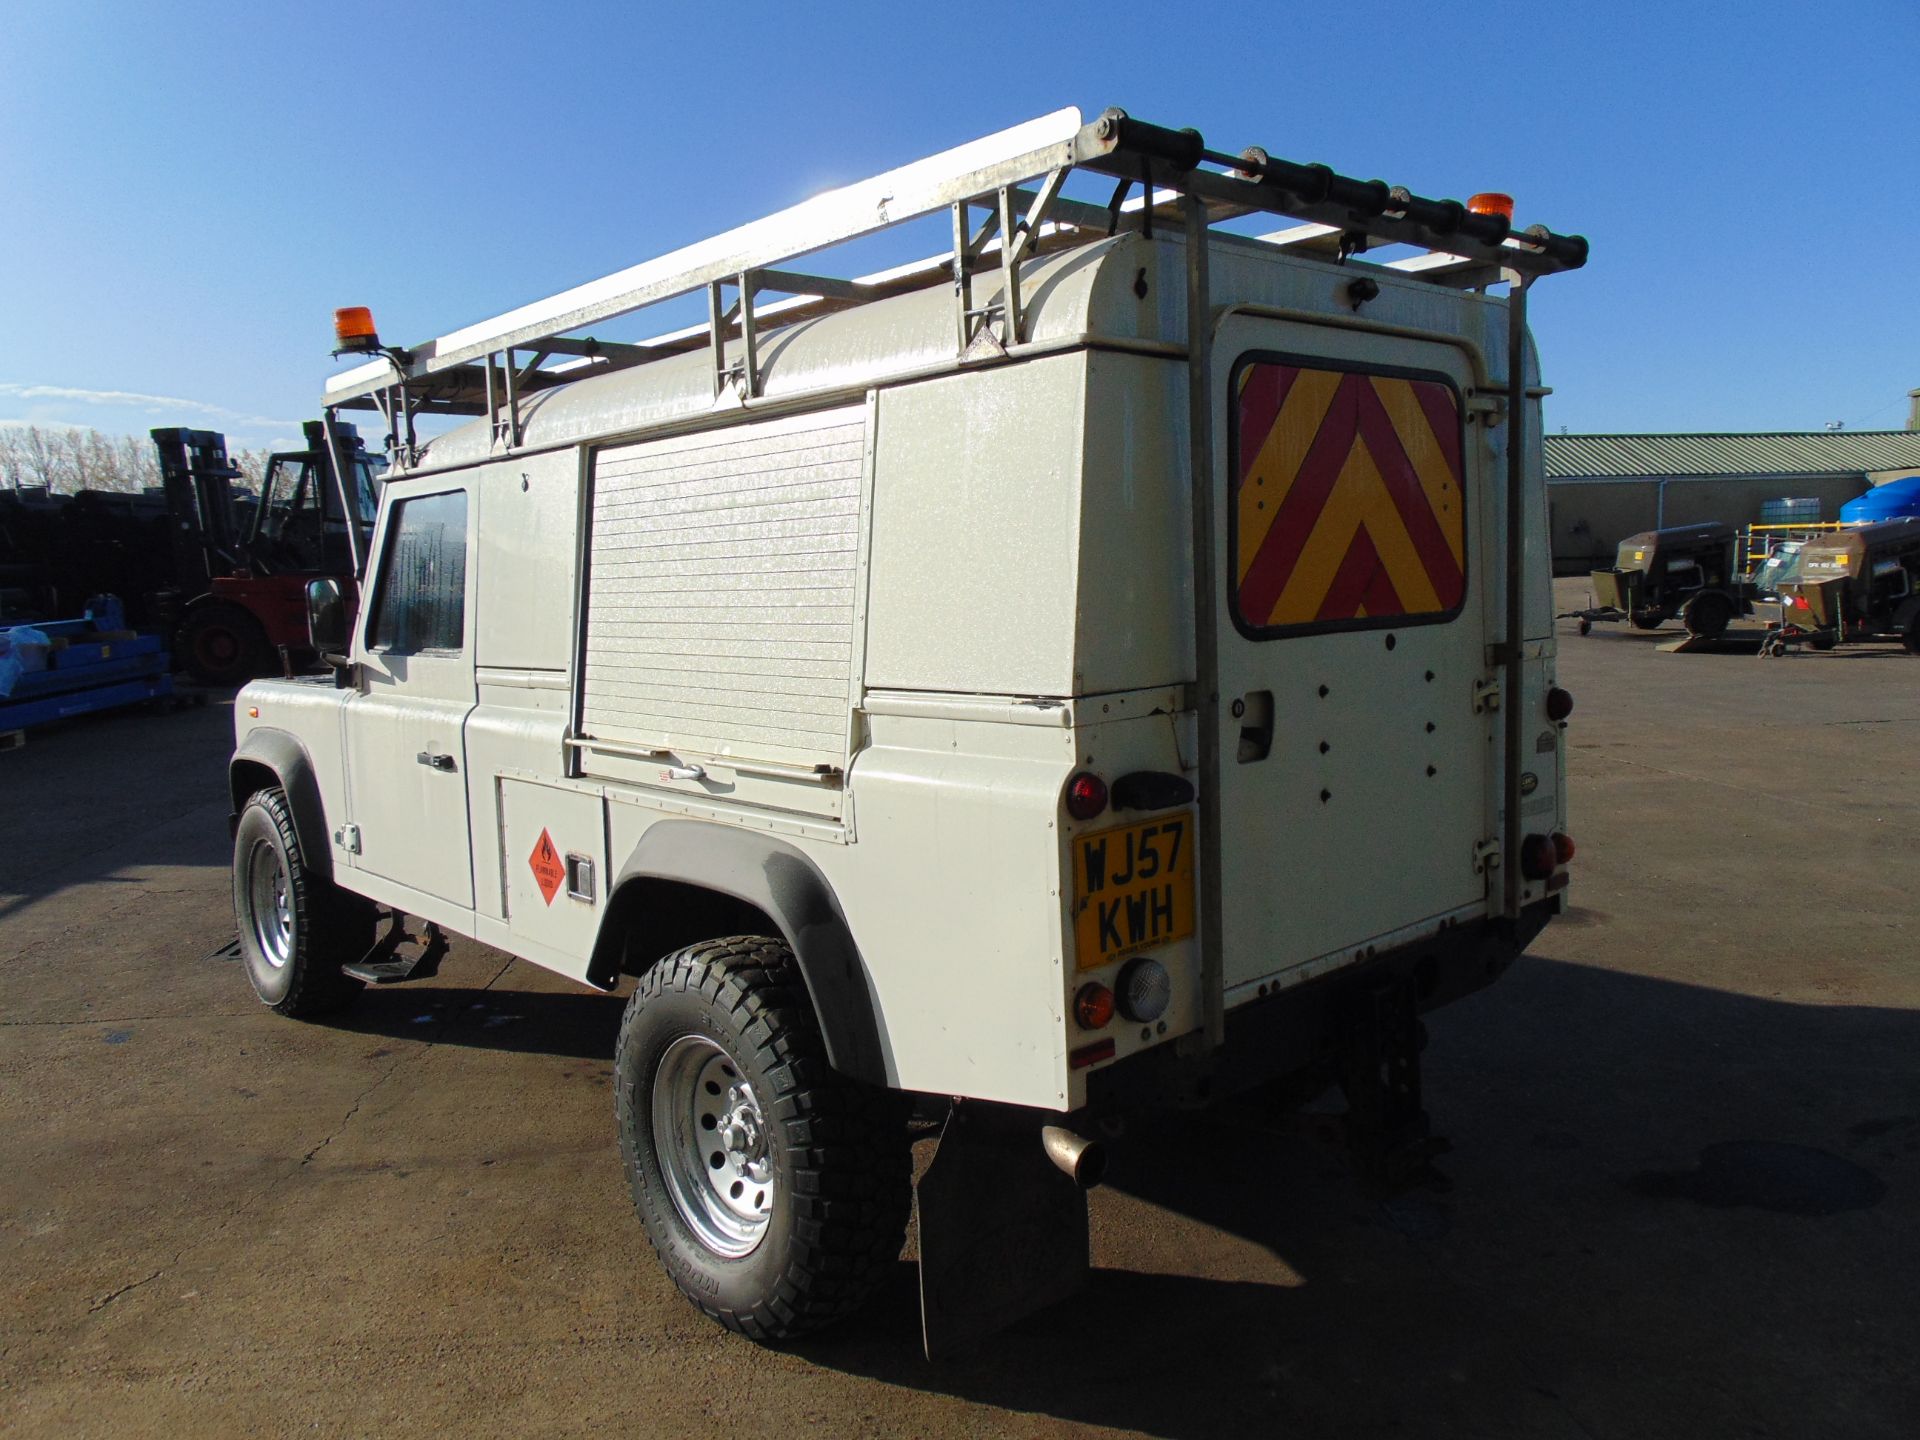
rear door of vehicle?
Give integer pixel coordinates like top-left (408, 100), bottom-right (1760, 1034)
top-left (1212, 314), bottom-right (1494, 993)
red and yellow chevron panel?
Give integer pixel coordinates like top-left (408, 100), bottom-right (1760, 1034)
top-left (1233, 360), bottom-right (1465, 631)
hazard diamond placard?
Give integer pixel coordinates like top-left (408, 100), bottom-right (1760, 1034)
top-left (529, 828), bottom-right (565, 905)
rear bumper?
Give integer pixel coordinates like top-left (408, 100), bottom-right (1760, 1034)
top-left (1081, 898), bottom-right (1556, 1118)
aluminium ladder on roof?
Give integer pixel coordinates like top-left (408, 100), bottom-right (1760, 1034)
top-left (326, 104), bottom-right (1589, 1052)
top-left (324, 105), bottom-right (1586, 454)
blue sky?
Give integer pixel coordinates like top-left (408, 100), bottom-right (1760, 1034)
top-left (3, 1), bottom-right (1915, 452)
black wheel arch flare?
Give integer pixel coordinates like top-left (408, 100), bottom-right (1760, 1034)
top-left (592, 819), bottom-right (886, 1085)
top-left (229, 727), bottom-right (332, 878)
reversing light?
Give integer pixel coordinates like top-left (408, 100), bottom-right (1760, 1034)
top-left (1520, 834), bottom-right (1557, 881)
top-left (1074, 982), bottom-right (1116, 1030)
top-left (1467, 192), bottom-right (1515, 220)
top-left (333, 306), bottom-right (382, 355)
top-left (1065, 771), bottom-right (1108, 821)
top-left (1117, 958), bottom-right (1171, 1023)
top-left (1546, 687), bottom-right (1575, 722)
top-left (1553, 832), bottom-right (1577, 866)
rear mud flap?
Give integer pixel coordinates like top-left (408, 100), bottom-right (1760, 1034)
top-left (915, 1108), bottom-right (1089, 1359)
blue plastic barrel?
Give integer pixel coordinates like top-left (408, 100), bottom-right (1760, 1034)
top-left (1840, 475), bottom-right (1920, 523)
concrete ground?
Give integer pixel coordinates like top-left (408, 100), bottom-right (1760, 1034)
top-left (3, 586), bottom-right (1916, 1439)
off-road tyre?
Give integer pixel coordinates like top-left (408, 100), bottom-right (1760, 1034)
top-left (1809, 634), bottom-right (1838, 652)
top-left (1903, 616), bottom-right (1920, 657)
top-left (615, 936), bottom-right (911, 1342)
top-left (1629, 608), bottom-right (1668, 631)
top-left (1682, 591), bottom-right (1734, 640)
top-left (232, 787), bottom-right (374, 1018)
top-left (177, 602), bottom-right (268, 686)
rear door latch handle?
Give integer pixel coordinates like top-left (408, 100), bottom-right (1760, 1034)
top-left (416, 750), bottom-right (456, 772)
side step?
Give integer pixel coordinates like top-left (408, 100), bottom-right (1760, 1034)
top-left (342, 914), bottom-right (449, 985)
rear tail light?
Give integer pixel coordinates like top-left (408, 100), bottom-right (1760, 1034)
top-left (1074, 982), bottom-right (1115, 1030)
top-left (1545, 687), bottom-right (1575, 721)
top-left (1065, 771), bottom-right (1108, 821)
top-left (1519, 834), bottom-right (1556, 880)
top-left (1553, 832), bottom-right (1576, 865)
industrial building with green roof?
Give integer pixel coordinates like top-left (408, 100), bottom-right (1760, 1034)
top-left (1544, 429), bottom-right (1920, 573)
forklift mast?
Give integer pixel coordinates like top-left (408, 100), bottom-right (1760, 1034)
top-left (150, 428), bottom-right (245, 586)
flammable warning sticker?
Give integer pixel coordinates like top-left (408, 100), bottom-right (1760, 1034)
top-left (529, 828), bottom-right (565, 905)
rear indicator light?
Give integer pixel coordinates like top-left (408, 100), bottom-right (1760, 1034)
top-left (1074, 982), bottom-right (1116, 1030)
top-left (1520, 833), bottom-right (1556, 880)
top-left (1117, 957), bottom-right (1172, 1023)
top-left (1065, 771), bottom-right (1108, 821)
top-left (1553, 832), bottom-right (1576, 865)
top-left (1069, 1038), bottom-right (1116, 1070)
top-left (1545, 687), bottom-right (1575, 722)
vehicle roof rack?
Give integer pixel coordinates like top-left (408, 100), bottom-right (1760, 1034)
top-left (323, 105), bottom-right (1586, 453)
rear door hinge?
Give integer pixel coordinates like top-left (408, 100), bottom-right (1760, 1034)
top-left (335, 822), bottom-right (362, 855)
top-left (1472, 838), bottom-right (1500, 875)
top-left (1472, 677), bottom-right (1502, 714)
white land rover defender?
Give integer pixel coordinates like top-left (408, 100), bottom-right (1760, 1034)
top-left (227, 108), bottom-right (1585, 1354)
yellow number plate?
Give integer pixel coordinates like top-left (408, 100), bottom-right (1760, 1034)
top-left (1072, 812), bottom-right (1195, 971)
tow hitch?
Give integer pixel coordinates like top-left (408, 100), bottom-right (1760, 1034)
top-left (1234, 976), bottom-right (1450, 1191)
top-left (1336, 978), bottom-right (1450, 1189)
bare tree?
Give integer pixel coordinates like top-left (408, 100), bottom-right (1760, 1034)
top-left (0, 426), bottom-right (67, 490)
top-left (0, 425), bottom-right (258, 496)
top-left (232, 448), bottom-right (269, 491)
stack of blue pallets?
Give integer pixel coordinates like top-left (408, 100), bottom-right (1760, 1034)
top-left (0, 607), bottom-right (173, 733)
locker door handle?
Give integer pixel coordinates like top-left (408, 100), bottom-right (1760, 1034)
top-left (416, 750), bottom-right (456, 772)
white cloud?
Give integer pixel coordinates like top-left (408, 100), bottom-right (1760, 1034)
top-left (0, 382), bottom-right (299, 431)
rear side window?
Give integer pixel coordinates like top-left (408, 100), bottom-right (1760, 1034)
top-left (370, 490), bottom-right (468, 653)
top-left (1230, 356), bottom-right (1466, 638)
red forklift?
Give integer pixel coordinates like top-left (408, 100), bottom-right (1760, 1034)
top-left (153, 420), bottom-right (378, 684)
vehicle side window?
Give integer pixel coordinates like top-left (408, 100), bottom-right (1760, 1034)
top-left (370, 491), bottom-right (468, 654)
top-left (1229, 355), bottom-right (1466, 638)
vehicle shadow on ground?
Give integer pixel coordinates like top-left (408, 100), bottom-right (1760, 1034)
top-left (329, 983), bottom-right (627, 1061)
top-left (786, 955), bottom-right (1920, 1439)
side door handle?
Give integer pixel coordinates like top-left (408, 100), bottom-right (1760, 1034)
top-left (416, 750), bottom-right (457, 772)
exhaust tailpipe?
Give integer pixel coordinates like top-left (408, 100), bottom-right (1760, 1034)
top-left (1041, 1125), bottom-right (1107, 1189)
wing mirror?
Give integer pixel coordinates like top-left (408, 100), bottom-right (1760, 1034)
top-left (305, 578), bottom-right (355, 685)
